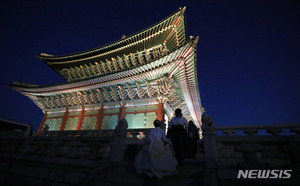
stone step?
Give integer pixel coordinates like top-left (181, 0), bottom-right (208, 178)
top-left (91, 161), bottom-right (204, 186)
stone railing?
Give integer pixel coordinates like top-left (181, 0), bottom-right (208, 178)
top-left (202, 123), bottom-right (300, 170)
top-left (42, 128), bottom-right (152, 142)
top-left (43, 129), bottom-right (115, 137)
top-left (214, 124), bottom-right (300, 136)
top-left (0, 135), bottom-right (111, 160)
top-left (0, 128), bottom-right (152, 159)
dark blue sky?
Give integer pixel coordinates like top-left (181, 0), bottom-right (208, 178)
top-left (1, 0), bottom-right (299, 131)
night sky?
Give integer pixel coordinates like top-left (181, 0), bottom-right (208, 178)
top-left (1, 0), bottom-right (299, 131)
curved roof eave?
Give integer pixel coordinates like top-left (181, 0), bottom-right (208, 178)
top-left (10, 41), bottom-right (194, 96)
top-left (36, 7), bottom-right (186, 63)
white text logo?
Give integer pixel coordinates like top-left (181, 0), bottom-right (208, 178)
top-left (237, 170), bottom-right (292, 179)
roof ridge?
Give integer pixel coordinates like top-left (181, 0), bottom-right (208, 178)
top-left (36, 7), bottom-right (186, 61)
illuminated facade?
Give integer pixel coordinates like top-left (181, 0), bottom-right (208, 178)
top-left (10, 7), bottom-right (203, 134)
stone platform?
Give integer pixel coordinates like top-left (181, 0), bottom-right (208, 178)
top-left (1, 123), bottom-right (299, 186)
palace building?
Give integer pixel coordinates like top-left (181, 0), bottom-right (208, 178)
top-left (10, 7), bottom-right (203, 135)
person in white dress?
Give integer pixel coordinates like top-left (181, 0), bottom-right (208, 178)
top-left (134, 120), bottom-right (177, 179)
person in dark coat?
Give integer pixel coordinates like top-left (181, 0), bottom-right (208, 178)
top-left (188, 120), bottom-right (199, 158)
top-left (111, 118), bottom-right (128, 163)
top-left (168, 108), bottom-right (194, 161)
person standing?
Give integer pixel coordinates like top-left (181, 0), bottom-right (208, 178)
top-left (111, 118), bottom-right (128, 163)
top-left (188, 120), bottom-right (199, 159)
top-left (134, 120), bottom-right (177, 179)
top-left (42, 123), bottom-right (49, 136)
top-left (168, 108), bottom-right (194, 161)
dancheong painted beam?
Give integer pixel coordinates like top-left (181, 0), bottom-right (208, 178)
top-left (10, 7), bottom-right (204, 135)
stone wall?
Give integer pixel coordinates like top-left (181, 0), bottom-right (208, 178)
top-left (202, 123), bottom-right (300, 186)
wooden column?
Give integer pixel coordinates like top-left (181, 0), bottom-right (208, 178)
top-left (118, 106), bottom-right (126, 121)
top-left (76, 109), bottom-right (85, 130)
top-left (95, 108), bottom-right (104, 129)
top-left (38, 112), bottom-right (48, 135)
top-left (60, 109), bottom-right (69, 130)
top-left (156, 103), bottom-right (164, 121)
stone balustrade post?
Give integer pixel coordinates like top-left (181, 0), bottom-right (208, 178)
top-left (201, 113), bottom-right (221, 186)
top-left (202, 113), bottom-right (219, 169)
top-left (202, 126), bottom-right (218, 168)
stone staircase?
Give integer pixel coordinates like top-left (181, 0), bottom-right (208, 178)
top-left (88, 160), bottom-right (205, 186)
